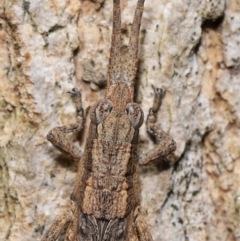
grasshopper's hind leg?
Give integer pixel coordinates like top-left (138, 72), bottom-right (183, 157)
top-left (139, 87), bottom-right (176, 166)
top-left (47, 88), bottom-right (84, 160)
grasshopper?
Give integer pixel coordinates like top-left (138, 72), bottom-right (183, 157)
top-left (41, 0), bottom-right (176, 240)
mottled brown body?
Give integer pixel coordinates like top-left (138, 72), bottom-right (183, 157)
top-left (41, 1), bottom-right (176, 240)
top-left (81, 83), bottom-right (141, 220)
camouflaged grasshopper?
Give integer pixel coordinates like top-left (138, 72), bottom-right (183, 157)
top-left (41, 0), bottom-right (176, 240)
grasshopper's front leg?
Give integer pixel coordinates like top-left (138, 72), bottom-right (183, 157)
top-left (139, 87), bottom-right (176, 166)
top-left (47, 88), bottom-right (84, 160)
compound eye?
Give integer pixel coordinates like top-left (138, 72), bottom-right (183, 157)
top-left (90, 99), bottom-right (113, 124)
top-left (125, 103), bottom-right (144, 129)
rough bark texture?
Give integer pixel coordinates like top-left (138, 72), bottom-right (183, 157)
top-left (0, 0), bottom-right (239, 240)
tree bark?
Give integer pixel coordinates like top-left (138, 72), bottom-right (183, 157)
top-left (1, 0), bottom-right (239, 240)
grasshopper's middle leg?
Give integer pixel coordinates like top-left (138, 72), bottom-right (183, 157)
top-left (125, 207), bottom-right (153, 241)
top-left (64, 202), bottom-right (80, 241)
top-left (41, 201), bottom-right (76, 241)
